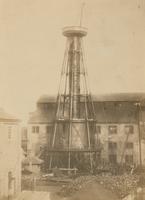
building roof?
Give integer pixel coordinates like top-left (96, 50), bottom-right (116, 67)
top-left (28, 111), bottom-right (55, 124)
top-left (22, 168), bottom-right (33, 175)
top-left (37, 95), bottom-right (56, 103)
top-left (37, 93), bottom-right (145, 104)
top-left (28, 93), bottom-right (145, 124)
top-left (92, 93), bottom-right (145, 102)
top-left (0, 108), bottom-right (19, 122)
top-left (29, 102), bottom-right (138, 124)
top-left (94, 102), bottom-right (137, 123)
top-left (22, 155), bottom-right (43, 165)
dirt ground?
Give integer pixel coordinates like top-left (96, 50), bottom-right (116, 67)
top-left (67, 182), bottom-right (120, 200)
top-left (21, 180), bottom-right (120, 200)
top-left (47, 182), bottom-right (120, 200)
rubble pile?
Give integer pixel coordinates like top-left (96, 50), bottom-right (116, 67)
top-left (58, 175), bottom-right (96, 197)
top-left (58, 174), bottom-right (140, 198)
top-left (95, 174), bottom-right (140, 198)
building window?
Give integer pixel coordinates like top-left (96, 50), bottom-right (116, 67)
top-left (109, 154), bottom-right (117, 164)
top-left (126, 142), bottom-right (133, 149)
top-left (96, 126), bottom-right (101, 134)
top-left (23, 131), bottom-right (28, 139)
top-left (125, 125), bottom-right (134, 134)
top-left (8, 126), bottom-right (12, 139)
top-left (40, 146), bottom-right (42, 151)
top-left (8, 171), bottom-right (14, 190)
top-left (125, 155), bottom-right (133, 164)
top-left (22, 128), bottom-right (28, 140)
top-left (32, 126), bottom-right (39, 133)
top-left (43, 103), bottom-right (49, 110)
top-left (108, 142), bottom-right (117, 150)
top-left (46, 126), bottom-right (52, 133)
top-left (108, 126), bottom-right (117, 134)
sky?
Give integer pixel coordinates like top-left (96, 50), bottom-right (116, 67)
top-left (0, 0), bottom-right (145, 122)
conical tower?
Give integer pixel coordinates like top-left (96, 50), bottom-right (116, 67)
top-left (48, 26), bottom-right (101, 172)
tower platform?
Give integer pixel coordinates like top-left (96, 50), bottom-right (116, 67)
top-left (63, 26), bottom-right (87, 37)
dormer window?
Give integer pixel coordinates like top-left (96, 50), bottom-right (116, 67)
top-left (125, 125), bottom-right (134, 134)
top-left (108, 126), bottom-right (117, 134)
top-left (32, 126), bottom-right (39, 133)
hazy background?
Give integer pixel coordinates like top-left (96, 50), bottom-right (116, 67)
top-left (0, 0), bottom-right (145, 122)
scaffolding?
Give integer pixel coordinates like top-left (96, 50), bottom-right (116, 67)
top-left (48, 26), bottom-right (101, 173)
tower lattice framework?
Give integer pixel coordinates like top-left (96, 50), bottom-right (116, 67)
top-left (48, 26), bottom-right (101, 172)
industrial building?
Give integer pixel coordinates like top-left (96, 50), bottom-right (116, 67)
top-left (0, 108), bottom-right (21, 199)
top-left (28, 93), bottom-right (145, 170)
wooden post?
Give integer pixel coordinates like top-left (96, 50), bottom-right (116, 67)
top-left (137, 103), bottom-right (142, 168)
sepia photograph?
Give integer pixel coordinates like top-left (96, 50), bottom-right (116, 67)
top-left (0, 0), bottom-right (145, 199)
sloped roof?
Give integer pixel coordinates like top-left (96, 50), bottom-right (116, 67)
top-left (37, 95), bottom-right (56, 103)
top-left (0, 108), bottom-right (19, 122)
top-left (29, 102), bottom-right (138, 124)
top-left (36, 93), bottom-right (145, 103)
top-left (22, 155), bottom-right (43, 165)
top-left (22, 168), bottom-right (33, 175)
top-left (28, 93), bottom-right (145, 124)
top-left (28, 110), bottom-right (55, 123)
top-left (93, 102), bottom-right (137, 123)
top-left (92, 93), bottom-right (145, 102)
